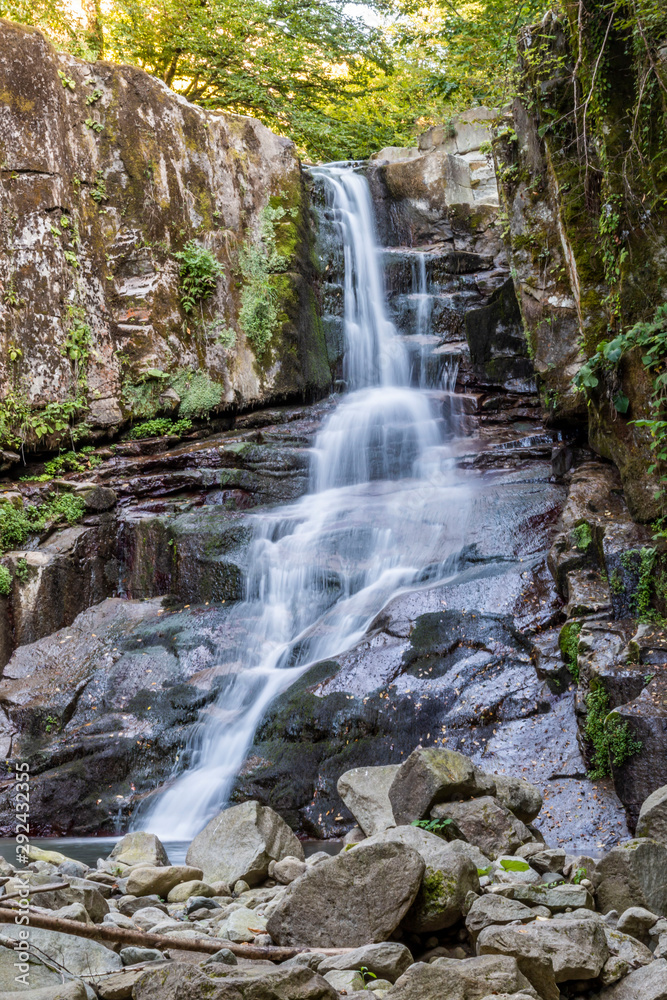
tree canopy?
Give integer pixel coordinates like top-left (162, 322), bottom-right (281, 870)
top-left (0, 0), bottom-right (553, 160)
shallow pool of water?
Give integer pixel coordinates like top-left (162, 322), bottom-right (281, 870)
top-left (0, 837), bottom-right (341, 870)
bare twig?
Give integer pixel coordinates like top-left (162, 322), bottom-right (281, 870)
top-left (0, 882), bottom-right (69, 903)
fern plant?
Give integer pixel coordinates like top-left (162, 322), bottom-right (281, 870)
top-left (172, 241), bottom-right (224, 314)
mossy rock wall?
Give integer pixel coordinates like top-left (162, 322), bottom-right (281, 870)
top-left (495, 6), bottom-right (667, 520)
top-left (0, 19), bottom-right (330, 448)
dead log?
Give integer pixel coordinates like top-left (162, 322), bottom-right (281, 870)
top-left (0, 906), bottom-right (351, 960)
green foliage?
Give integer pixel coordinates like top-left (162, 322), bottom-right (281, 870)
top-left (585, 686), bottom-right (643, 779)
top-left (411, 817), bottom-right (455, 836)
top-left (169, 370), bottom-right (222, 419)
top-left (14, 557), bottom-right (29, 584)
top-left (172, 241), bottom-right (224, 314)
top-left (84, 117), bottom-right (104, 132)
top-left (0, 492), bottom-right (86, 555)
top-left (610, 569), bottom-right (625, 595)
top-left (87, 88), bottom-right (103, 104)
top-left (572, 866), bottom-right (587, 884)
top-left (44, 714), bottom-right (60, 734)
top-left (43, 449), bottom-right (101, 477)
top-left (90, 170), bottom-right (108, 203)
top-left (0, 565), bottom-right (12, 597)
top-left (58, 70), bottom-right (76, 90)
top-left (572, 522), bottom-right (592, 552)
top-left (559, 620), bottom-right (582, 682)
top-left (125, 417), bottom-right (193, 440)
top-left (359, 967), bottom-right (377, 985)
top-left (237, 202), bottom-right (293, 354)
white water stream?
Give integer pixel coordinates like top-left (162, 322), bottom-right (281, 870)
top-left (141, 165), bottom-right (469, 839)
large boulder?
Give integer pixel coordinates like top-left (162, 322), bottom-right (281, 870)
top-left (0, 985), bottom-right (88, 1000)
top-left (431, 796), bottom-right (535, 859)
top-left (477, 919), bottom-right (609, 1000)
top-left (491, 883), bottom-right (594, 912)
top-left (594, 838), bottom-right (667, 916)
top-left (383, 956), bottom-right (538, 1000)
top-left (33, 882), bottom-right (108, 923)
top-left (636, 785), bottom-right (667, 843)
top-left (388, 749), bottom-right (477, 825)
top-left (0, 927), bottom-right (122, 978)
top-left (0, 944), bottom-right (65, 993)
top-left (133, 962), bottom-right (338, 1000)
top-left (595, 958), bottom-right (667, 999)
top-left (493, 775), bottom-right (543, 824)
top-left (317, 942), bottom-right (413, 983)
top-left (186, 801), bottom-right (303, 886)
top-left (465, 894), bottom-right (536, 943)
top-left (360, 825), bottom-right (479, 931)
top-left (266, 841), bottom-right (424, 947)
top-left (108, 832), bottom-right (170, 868)
top-left (125, 864), bottom-right (203, 898)
top-left (337, 764), bottom-right (400, 835)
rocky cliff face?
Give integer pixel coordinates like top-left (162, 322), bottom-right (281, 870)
top-left (0, 19), bottom-right (330, 458)
top-left (494, 6), bottom-right (667, 522)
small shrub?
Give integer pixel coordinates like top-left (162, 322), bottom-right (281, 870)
top-left (172, 241), bottom-right (224, 314)
top-left (585, 686), bottom-right (643, 778)
top-left (125, 418), bottom-right (193, 440)
top-left (44, 493), bottom-right (86, 526)
top-left (14, 557), bottom-right (29, 584)
top-left (0, 565), bottom-right (12, 596)
top-left (170, 370), bottom-right (222, 420)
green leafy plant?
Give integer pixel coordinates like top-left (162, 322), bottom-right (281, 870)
top-left (86, 88), bottom-right (103, 104)
top-left (571, 867), bottom-right (587, 884)
top-left (90, 170), bottom-right (108, 204)
top-left (411, 818), bottom-right (455, 836)
top-left (14, 557), bottom-right (29, 584)
top-left (57, 69), bottom-right (75, 90)
top-left (559, 620), bottom-right (582, 682)
top-left (0, 565), bottom-right (12, 596)
top-left (172, 241), bottom-right (224, 314)
top-left (585, 686), bottom-right (643, 779)
top-left (125, 417), bottom-right (193, 440)
top-left (84, 117), bottom-right (104, 132)
top-left (44, 714), bottom-right (60, 734)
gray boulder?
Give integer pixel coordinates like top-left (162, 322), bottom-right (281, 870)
top-left (323, 970), bottom-right (365, 993)
top-left (360, 825), bottom-right (479, 931)
top-left (0, 984), bottom-right (88, 1000)
top-left (0, 926), bottom-right (122, 978)
top-left (35, 882), bottom-right (108, 923)
top-left (120, 947), bottom-right (165, 965)
top-left (616, 905), bottom-right (659, 942)
top-left (125, 864), bottom-right (203, 898)
top-left (186, 800), bottom-right (304, 886)
top-left (465, 894), bottom-right (535, 943)
top-left (603, 927), bottom-right (653, 972)
top-left (116, 895), bottom-right (167, 916)
top-left (388, 748), bottom-right (477, 825)
top-left (491, 883), bottom-right (594, 911)
top-left (108, 832), bottom-right (170, 868)
top-left (384, 956), bottom-right (538, 1000)
top-left (318, 943), bottom-right (414, 982)
top-left (477, 918), bottom-right (608, 1000)
top-left (528, 849), bottom-right (565, 875)
top-left (337, 764), bottom-right (400, 835)
top-left (270, 856), bottom-right (307, 884)
top-left (266, 841), bottom-right (424, 947)
top-left (0, 943), bottom-right (65, 993)
top-left (493, 775), bottom-right (543, 823)
top-left (594, 838), bottom-right (667, 916)
top-left (594, 958), bottom-right (667, 999)
top-left (431, 797), bottom-right (535, 860)
top-left (133, 962), bottom-right (338, 1000)
top-left (637, 785), bottom-right (667, 843)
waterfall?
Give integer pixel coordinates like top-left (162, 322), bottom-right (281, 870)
top-left (139, 164), bottom-right (469, 840)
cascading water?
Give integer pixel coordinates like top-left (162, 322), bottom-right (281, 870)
top-left (140, 164), bottom-right (470, 840)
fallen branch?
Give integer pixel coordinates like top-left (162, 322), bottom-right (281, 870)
top-left (0, 907), bottom-right (351, 961)
top-left (0, 882), bottom-right (69, 903)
